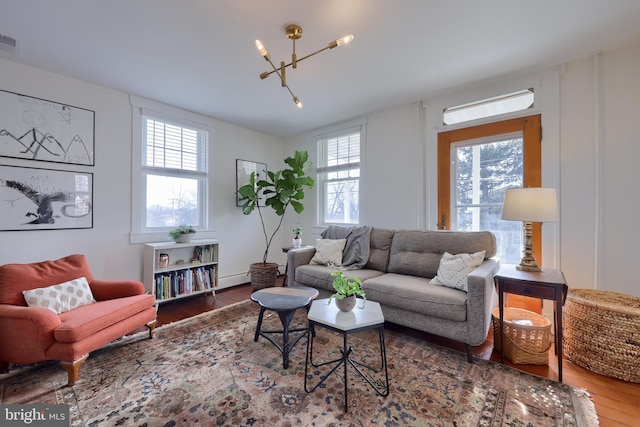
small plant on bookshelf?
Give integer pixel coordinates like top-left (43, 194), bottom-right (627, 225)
top-left (169, 225), bottom-right (196, 243)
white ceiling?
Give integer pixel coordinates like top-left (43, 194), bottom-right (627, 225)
top-left (2, 1), bottom-right (640, 138)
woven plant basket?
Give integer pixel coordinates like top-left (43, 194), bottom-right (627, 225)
top-left (492, 307), bottom-right (552, 365)
top-left (563, 289), bottom-right (640, 383)
top-left (249, 262), bottom-right (279, 290)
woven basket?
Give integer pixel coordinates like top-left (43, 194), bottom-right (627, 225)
top-left (563, 289), bottom-right (640, 383)
top-left (492, 307), bottom-right (552, 365)
top-left (249, 262), bottom-right (279, 290)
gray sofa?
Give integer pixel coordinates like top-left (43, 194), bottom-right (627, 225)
top-left (286, 227), bottom-right (499, 362)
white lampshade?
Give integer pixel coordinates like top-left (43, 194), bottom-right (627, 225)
top-left (501, 188), bottom-right (558, 223)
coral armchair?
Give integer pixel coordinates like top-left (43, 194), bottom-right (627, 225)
top-left (0, 254), bottom-right (157, 386)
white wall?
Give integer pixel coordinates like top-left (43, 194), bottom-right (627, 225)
top-left (284, 104), bottom-right (424, 244)
top-left (559, 43), bottom-right (640, 296)
top-left (286, 41), bottom-right (640, 297)
top-left (3, 40), bottom-right (640, 297)
top-left (0, 58), bottom-right (290, 288)
top-left (596, 44), bottom-right (640, 295)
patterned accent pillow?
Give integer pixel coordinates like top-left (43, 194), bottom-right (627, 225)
top-left (430, 251), bottom-right (486, 292)
top-left (22, 276), bottom-right (96, 314)
top-left (310, 239), bottom-right (347, 267)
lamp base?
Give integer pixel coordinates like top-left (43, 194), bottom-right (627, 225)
top-left (516, 261), bottom-right (541, 272)
top-left (516, 221), bottom-right (541, 272)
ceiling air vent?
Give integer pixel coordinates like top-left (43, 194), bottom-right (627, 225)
top-left (0, 34), bottom-right (19, 54)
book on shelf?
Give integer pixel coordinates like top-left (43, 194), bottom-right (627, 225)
top-left (154, 265), bottom-right (216, 300)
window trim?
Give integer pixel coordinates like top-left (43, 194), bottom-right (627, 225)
top-left (130, 95), bottom-right (216, 244)
top-left (315, 122), bottom-right (365, 226)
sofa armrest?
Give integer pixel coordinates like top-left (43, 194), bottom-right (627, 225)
top-left (465, 257), bottom-right (500, 346)
top-left (0, 304), bottom-right (61, 363)
top-left (286, 247), bottom-right (316, 285)
top-left (90, 280), bottom-right (146, 301)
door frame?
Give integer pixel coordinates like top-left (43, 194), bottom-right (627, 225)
top-left (437, 114), bottom-right (542, 259)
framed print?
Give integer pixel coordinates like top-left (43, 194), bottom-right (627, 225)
top-left (0, 164), bottom-right (93, 230)
top-left (236, 159), bottom-right (267, 207)
top-left (0, 89), bottom-right (95, 165)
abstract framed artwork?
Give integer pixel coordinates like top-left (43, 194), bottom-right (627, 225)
top-left (0, 164), bottom-right (93, 231)
top-left (236, 159), bottom-right (267, 207)
top-left (0, 89), bottom-right (95, 166)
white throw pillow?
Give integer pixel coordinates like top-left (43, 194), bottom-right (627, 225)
top-left (310, 239), bottom-right (347, 267)
top-left (430, 251), bottom-right (486, 292)
top-left (22, 276), bottom-right (96, 314)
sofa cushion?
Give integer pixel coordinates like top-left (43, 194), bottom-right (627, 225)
top-left (295, 265), bottom-right (384, 293)
top-left (363, 273), bottom-right (468, 322)
top-left (54, 293), bottom-right (155, 343)
top-left (430, 251), bottom-right (486, 292)
top-left (22, 276), bottom-right (96, 314)
top-left (0, 254), bottom-right (94, 306)
top-left (388, 231), bottom-right (496, 278)
top-left (310, 239), bottom-right (346, 267)
top-left (364, 228), bottom-right (395, 272)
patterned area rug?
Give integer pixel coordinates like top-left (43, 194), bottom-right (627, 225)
top-left (0, 300), bottom-right (598, 426)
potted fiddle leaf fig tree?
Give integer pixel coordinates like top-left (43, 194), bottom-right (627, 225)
top-left (237, 150), bottom-right (314, 290)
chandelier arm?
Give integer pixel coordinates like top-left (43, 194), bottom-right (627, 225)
top-left (258, 45), bottom-right (333, 79)
top-left (264, 56), bottom-right (299, 102)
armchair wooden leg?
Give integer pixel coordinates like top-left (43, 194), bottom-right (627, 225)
top-left (61, 354), bottom-right (88, 387)
top-left (146, 320), bottom-right (157, 339)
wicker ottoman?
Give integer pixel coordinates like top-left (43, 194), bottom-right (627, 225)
top-left (563, 289), bottom-right (640, 383)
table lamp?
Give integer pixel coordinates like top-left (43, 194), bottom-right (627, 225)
top-left (501, 187), bottom-right (558, 272)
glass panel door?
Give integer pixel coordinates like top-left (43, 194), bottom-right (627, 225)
top-left (452, 134), bottom-right (523, 264)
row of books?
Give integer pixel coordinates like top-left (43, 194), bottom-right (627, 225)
top-left (198, 246), bottom-right (216, 263)
top-left (154, 266), bottom-right (215, 300)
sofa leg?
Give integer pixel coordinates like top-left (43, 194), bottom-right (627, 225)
top-left (0, 361), bottom-right (9, 374)
top-left (147, 320), bottom-right (157, 339)
top-left (61, 354), bottom-right (88, 387)
top-left (465, 344), bottom-right (473, 363)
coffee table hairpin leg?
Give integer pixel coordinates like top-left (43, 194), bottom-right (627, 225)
top-left (304, 322), bottom-right (389, 412)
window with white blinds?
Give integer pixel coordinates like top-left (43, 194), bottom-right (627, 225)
top-left (141, 115), bottom-right (208, 230)
top-left (317, 128), bottom-right (361, 225)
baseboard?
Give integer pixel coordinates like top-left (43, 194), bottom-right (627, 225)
top-left (217, 265), bottom-right (285, 290)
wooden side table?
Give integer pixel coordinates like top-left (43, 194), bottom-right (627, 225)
top-left (494, 264), bottom-right (568, 381)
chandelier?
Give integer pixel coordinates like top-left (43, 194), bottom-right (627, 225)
top-left (255, 24), bottom-right (354, 108)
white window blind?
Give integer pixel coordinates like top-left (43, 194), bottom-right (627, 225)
top-left (143, 118), bottom-right (207, 174)
top-left (141, 115), bottom-right (209, 230)
top-left (317, 127), bottom-right (361, 224)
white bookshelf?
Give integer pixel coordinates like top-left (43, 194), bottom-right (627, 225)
top-left (143, 239), bottom-right (219, 304)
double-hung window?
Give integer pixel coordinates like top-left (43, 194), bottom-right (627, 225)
top-left (141, 114), bottom-right (208, 231)
top-left (316, 127), bottom-right (362, 225)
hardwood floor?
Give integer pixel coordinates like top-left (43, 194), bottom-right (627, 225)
top-left (155, 280), bottom-right (639, 427)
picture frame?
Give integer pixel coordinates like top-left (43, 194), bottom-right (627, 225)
top-left (0, 89), bottom-right (95, 166)
top-left (236, 159), bottom-right (267, 207)
top-left (0, 164), bottom-right (93, 231)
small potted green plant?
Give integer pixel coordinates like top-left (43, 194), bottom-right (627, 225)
top-left (328, 271), bottom-right (366, 312)
top-left (169, 224), bottom-right (196, 243)
top-left (291, 224), bottom-right (303, 247)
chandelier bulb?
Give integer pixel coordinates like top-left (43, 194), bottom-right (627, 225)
top-left (293, 97), bottom-right (302, 108)
top-left (335, 34), bottom-right (354, 47)
top-left (255, 40), bottom-right (269, 58)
